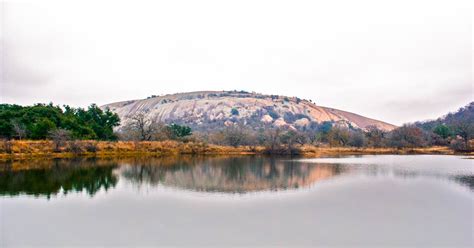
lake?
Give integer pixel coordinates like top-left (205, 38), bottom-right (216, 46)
top-left (0, 155), bottom-right (472, 247)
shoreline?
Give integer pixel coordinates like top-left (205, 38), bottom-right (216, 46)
top-left (0, 140), bottom-right (470, 161)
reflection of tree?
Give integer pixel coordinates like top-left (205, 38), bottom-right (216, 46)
top-left (120, 156), bottom-right (345, 193)
top-left (0, 158), bottom-right (118, 198)
top-left (453, 175), bottom-right (474, 190)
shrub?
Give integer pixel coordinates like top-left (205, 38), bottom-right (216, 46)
top-left (85, 142), bottom-right (98, 153)
top-left (264, 107), bottom-right (280, 119)
top-left (348, 131), bottom-right (367, 147)
top-left (231, 108), bottom-right (239, 116)
top-left (49, 129), bottom-right (71, 152)
top-left (388, 125), bottom-right (427, 148)
top-left (1, 139), bottom-right (12, 154)
top-left (67, 141), bottom-right (84, 155)
top-left (449, 139), bottom-right (472, 152)
top-left (168, 124), bottom-right (192, 139)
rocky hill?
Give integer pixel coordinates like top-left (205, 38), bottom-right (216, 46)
top-left (102, 91), bottom-right (396, 132)
top-left (415, 102), bottom-right (474, 131)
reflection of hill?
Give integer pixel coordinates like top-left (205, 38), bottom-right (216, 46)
top-left (120, 157), bottom-right (345, 193)
top-left (0, 159), bottom-right (118, 198)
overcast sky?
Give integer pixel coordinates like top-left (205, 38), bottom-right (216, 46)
top-left (0, 0), bottom-right (472, 125)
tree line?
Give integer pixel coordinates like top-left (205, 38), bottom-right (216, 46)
top-left (118, 105), bottom-right (473, 154)
top-left (1, 102), bottom-right (472, 153)
top-left (198, 120), bottom-right (472, 154)
top-left (0, 104), bottom-right (192, 144)
top-left (0, 103), bottom-right (120, 140)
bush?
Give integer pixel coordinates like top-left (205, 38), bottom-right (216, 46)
top-left (223, 126), bottom-right (248, 147)
top-left (1, 139), bottom-right (12, 154)
top-left (49, 129), bottom-right (71, 152)
top-left (67, 141), bottom-right (84, 155)
top-left (85, 142), bottom-right (98, 153)
top-left (449, 139), bottom-right (471, 152)
top-left (168, 124), bottom-right (192, 139)
top-left (231, 108), bottom-right (239, 116)
top-left (388, 125), bottom-right (427, 148)
top-left (348, 131), bottom-right (367, 147)
top-left (264, 107), bottom-right (280, 119)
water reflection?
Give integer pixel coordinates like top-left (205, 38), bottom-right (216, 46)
top-left (0, 155), bottom-right (472, 198)
top-left (453, 175), bottom-right (474, 189)
top-left (0, 158), bottom-right (118, 198)
top-left (120, 156), bottom-right (345, 193)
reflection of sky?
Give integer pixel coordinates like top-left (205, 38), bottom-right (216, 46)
top-left (2, 156), bottom-right (473, 246)
top-left (299, 155), bottom-right (474, 192)
top-left (115, 155), bottom-right (474, 197)
top-left (2, 164), bottom-right (472, 247)
top-left (299, 155), bottom-right (474, 175)
top-left (1, 155), bottom-right (473, 199)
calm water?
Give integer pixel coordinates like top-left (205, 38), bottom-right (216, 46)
top-left (0, 155), bottom-right (472, 247)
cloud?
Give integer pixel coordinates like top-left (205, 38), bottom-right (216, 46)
top-left (1, 41), bottom-right (53, 103)
top-left (382, 82), bottom-right (473, 124)
top-left (1, 0), bottom-right (472, 124)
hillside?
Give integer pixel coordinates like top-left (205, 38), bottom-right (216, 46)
top-left (102, 91), bottom-right (396, 132)
top-left (416, 102), bottom-right (474, 131)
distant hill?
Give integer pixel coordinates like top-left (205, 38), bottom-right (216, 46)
top-left (102, 91), bottom-right (396, 132)
top-left (415, 102), bottom-right (474, 131)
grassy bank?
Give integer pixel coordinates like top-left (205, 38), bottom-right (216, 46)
top-left (0, 140), bottom-right (469, 161)
top-left (0, 140), bottom-right (259, 160)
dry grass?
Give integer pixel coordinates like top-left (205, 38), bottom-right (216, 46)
top-left (299, 145), bottom-right (456, 157)
top-left (0, 140), bottom-right (467, 161)
top-left (0, 140), bottom-right (260, 160)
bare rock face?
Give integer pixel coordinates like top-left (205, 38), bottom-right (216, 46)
top-left (102, 91), bottom-right (396, 132)
top-left (260, 114), bottom-right (273, 123)
top-left (273, 118), bottom-right (287, 127)
top-left (294, 118), bottom-right (310, 127)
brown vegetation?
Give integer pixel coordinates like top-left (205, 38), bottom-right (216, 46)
top-left (0, 140), bottom-right (469, 161)
top-left (0, 140), bottom-right (259, 160)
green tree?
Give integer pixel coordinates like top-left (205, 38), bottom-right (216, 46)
top-left (433, 124), bottom-right (451, 139)
top-left (0, 103), bottom-right (120, 140)
top-left (168, 124), bottom-right (192, 139)
top-left (30, 118), bottom-right (56, 139)
top-left (231, 108), bottom-right (239, 116)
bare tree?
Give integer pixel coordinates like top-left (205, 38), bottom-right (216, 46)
top-left (387, 125), bottom-right (427, 148)
top-left (263, 128), bottom-right (282, 153)
top-left (223, 126), bottom-right (248, 147)
top-left (452, 121), bottom-right (474, 145)
top-left (12, 121), bottom-right (27, 140)
top-left (48, 129), bottom-right (71, 152)
top-left (348, 130), bottom-right (367, 147)
top-left (306, 131), bottom-right (318, 144)
top-left (123, 112), bottom-right (161, 141)
top-left (280, 130), bottom-right (306, 154)
top-left (326, 127), bottom-right (350, 146)
top-left (365, 125), bottom-right (386, 147)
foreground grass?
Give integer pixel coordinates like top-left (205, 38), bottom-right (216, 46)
top-left (0, 140), bottom-right (468, 161)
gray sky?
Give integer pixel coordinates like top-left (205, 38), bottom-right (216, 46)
top-left (0, 0), bottom-right (472, 125)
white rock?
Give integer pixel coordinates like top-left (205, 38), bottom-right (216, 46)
top-left (273, 118), bottom-right (287, 127)
top-left (294, 118), bottom-right (310, 127)
top-left (261, 114), bottom-right (273, 123)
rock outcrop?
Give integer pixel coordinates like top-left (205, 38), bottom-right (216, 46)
top-left (102, 91), bottom-right (396, 132)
